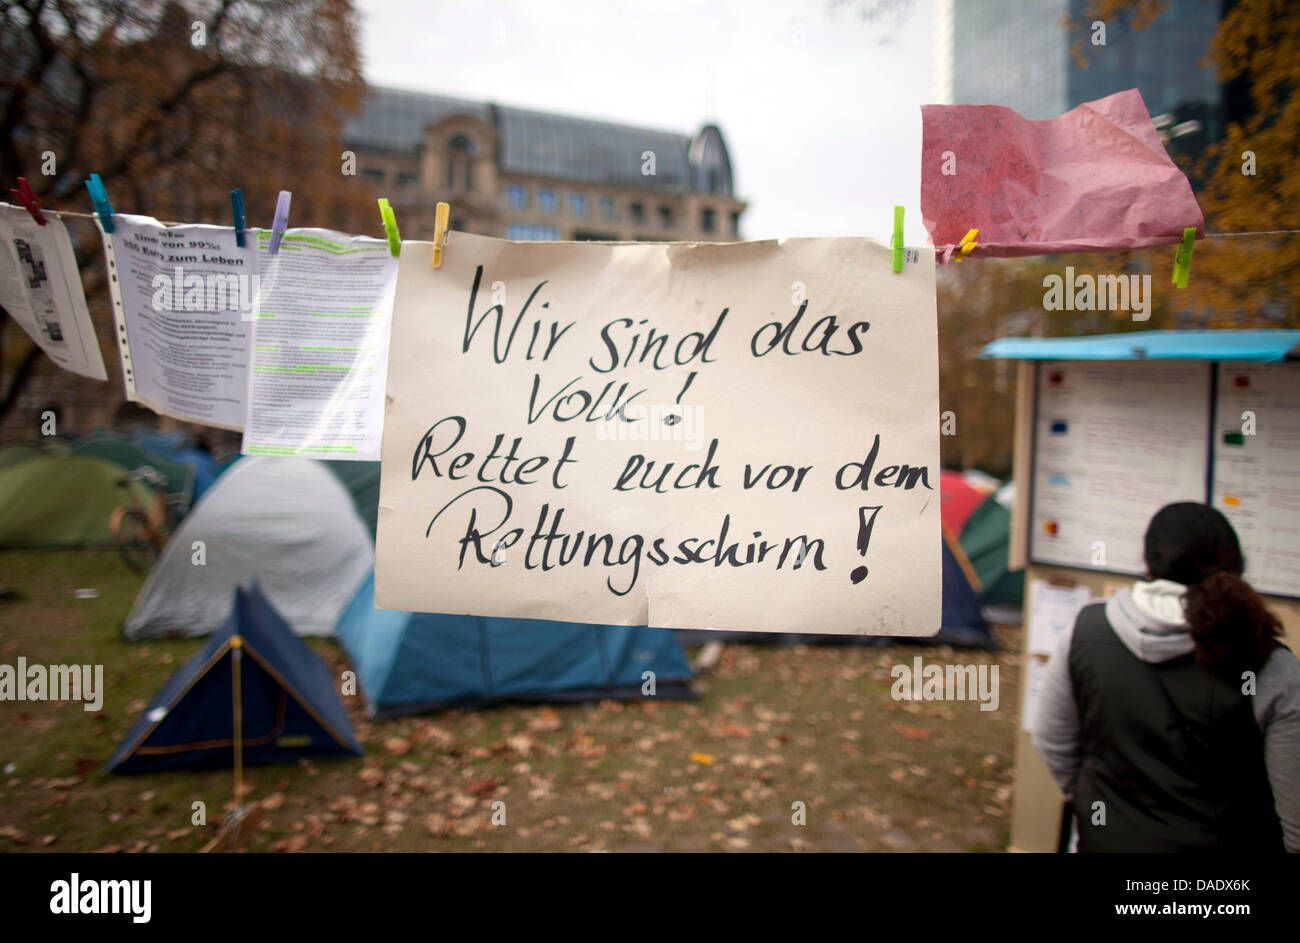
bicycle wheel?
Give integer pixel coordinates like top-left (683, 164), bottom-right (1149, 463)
top-left (112, 507), bottom-right (156, 573)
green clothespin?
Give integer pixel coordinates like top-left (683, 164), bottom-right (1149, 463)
top-left (891, 205), bottom-right (904, 273)
top-left (378, 198), bottom-right (401, 258)
top-left (1172, 226), bottom-right (1196, 288)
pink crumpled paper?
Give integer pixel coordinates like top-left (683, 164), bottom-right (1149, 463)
top-left (921, 89), bottom-right (1204, 262)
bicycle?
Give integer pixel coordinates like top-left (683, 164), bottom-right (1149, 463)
top-left (110, 466), bottom-right (176, 573)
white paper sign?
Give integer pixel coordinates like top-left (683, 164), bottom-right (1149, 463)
top-left (376, 233), bottom-right (941, 635)
top-left (1213, 363), bottom-right (1300, 598)
top-left (101, 215), bottom-right (254, 429)
top-left (1026, 577), bottom-right (1095, 656)
top-left (1030, 361), bottom-right (1211, 574)
top-left (0, 204), bottom-right (106, 380)
top-left (241, 228), bottom-right (397, 460)
top-left (1021, 656), bottom-right (1049, 732)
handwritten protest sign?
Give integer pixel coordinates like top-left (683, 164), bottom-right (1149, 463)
top-left (376, 233), bottom-right (940, 635)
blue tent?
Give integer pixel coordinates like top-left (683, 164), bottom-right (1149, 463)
top-left (674, 535), bottom-right (996, 649)
top-left (337, 572), bottom-right (694, 718)
top-left (106, 584), bottom-right (362, 774)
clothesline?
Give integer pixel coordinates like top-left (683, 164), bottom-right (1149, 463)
top-left (19, 206), bottom-right (1300, 245)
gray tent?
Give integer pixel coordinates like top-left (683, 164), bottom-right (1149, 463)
top-left (123, 456), bottom-right (372, 640)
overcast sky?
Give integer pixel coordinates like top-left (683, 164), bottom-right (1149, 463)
top-left (354, 0), bottom-right (934, 244)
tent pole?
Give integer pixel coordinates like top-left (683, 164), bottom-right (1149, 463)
top-left (231, 636), bottom-right (244, 808)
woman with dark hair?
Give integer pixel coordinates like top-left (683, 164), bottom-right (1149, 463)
top-left (1033, 502), bottom-right (1300, 852)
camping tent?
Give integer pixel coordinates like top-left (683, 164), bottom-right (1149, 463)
top-left (107, 584), bottom-right (362, 773)
top-left (959, 480), bottom-right (1025, 609)
top-left (673, 532), bottom-right (996, 649)
top-left (0, 451), bottom-right (154, 548)
top-left (336, 572), bottom-right (694, 717)
top-left (123, 456), bottom-right (372, 639)
top-left (940, 469), bottom-right (989, 536)
top-left (72, 431), bottom-right (195, 509)
top-left (321, 460), bottom-right (381, 538)
top-left (133, 430), bottom-right (225, 499)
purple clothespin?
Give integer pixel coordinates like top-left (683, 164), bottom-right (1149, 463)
top-left (268, 191), bottom-right (291, 255)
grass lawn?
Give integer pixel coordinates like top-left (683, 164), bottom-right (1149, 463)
top-left (0, 549), bottom-right (1022, 852)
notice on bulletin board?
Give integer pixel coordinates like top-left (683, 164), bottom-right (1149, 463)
top-left (1212, 363), bottom-right (1300, 598)
top-left (1030, 361), bottom-right (1211, 575)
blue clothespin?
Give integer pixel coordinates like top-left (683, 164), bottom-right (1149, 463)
top-left (891, 205), bottom-right (904, 273)
top-left (268, 190), bottom-right (291, 255)
top-left (85, 174), bottom-right (115, 233)
top-left (230, 189), bottom-right (247, 248)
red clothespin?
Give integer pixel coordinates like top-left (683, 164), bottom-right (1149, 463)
top-left (9, 177), bottom-right (47, 225)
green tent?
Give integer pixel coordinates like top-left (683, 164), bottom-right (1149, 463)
top-left (0, 453), bottom-right (155, 548)
top-left (959, 481), bottom-right (1025, 608)
top-left (72, 431), bottom-right (195, 508)
top-left (321, 460), bottom-right (380, 538)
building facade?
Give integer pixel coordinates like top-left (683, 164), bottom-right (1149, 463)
top-left (342, 87), bottom-right (747, 244)
top-left (933, 0), bottom-right (1223, 147)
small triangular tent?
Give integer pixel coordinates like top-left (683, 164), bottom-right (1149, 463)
top-left (106, 584), bottom-right (362, 774)
top-left (960, 480), bottom-right (1025, 608)
top-left (337, 572), bottom-right (694, 718)
top-left (123, 456), bottom-right (372, 639)
top-left (0, 452), bottom-right (154, 548)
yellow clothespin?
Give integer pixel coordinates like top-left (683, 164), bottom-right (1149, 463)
top-left (432, 202), bottom-right (450, 269)
top-left (955, 228), bottom-right (978, 261)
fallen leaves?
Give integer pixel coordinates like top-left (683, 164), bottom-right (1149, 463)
top-left (893, 725), bottom-right (934, 741)
top-left (383, 736), bottom-right (411, 755)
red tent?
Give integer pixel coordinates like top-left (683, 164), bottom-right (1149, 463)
top-left (940, 470), bottom-right (987, 535)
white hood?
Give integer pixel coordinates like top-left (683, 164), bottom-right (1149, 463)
top-left (1103, 579), bottom-right (1196, 663)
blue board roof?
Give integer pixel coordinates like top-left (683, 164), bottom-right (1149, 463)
top-left (981, 330), bottom-right (1300, 363)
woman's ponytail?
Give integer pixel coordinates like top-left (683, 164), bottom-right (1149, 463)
top-left (1183, 570), bottom-right (1282, 682)
top-left (1145, 503), bottom-right (1284, 683)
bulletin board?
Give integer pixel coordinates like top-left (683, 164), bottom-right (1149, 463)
top-left (1212, 363), bottom-right (1300, 599)
top-left (1028, 360), bottom-right (1213, 576)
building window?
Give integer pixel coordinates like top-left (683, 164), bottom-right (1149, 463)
top-left (730, 211), bottom-right (741, 237)
top-left (629, 202), bottom-right (644, 224)
top-left (568, 193), bottom-right (587, 217)
top-left (447, 135), bottom-right (474, 192)
top-left (506, 185), bottom-right (528, 209)
top-left (508, 223), bottom-right (560, 241)
top-left (537, 188), bottom-right (558, 213)
top-left (396, 172), bottom-right (417, 188)
top-left (700, 207), bottom-right (716, 233)
top-left (600, 197), bottom-right (616, 220)
top-left (362, 168), bottom-right (386, 186)
top-left (659, 205), bottom-right (673, 229)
